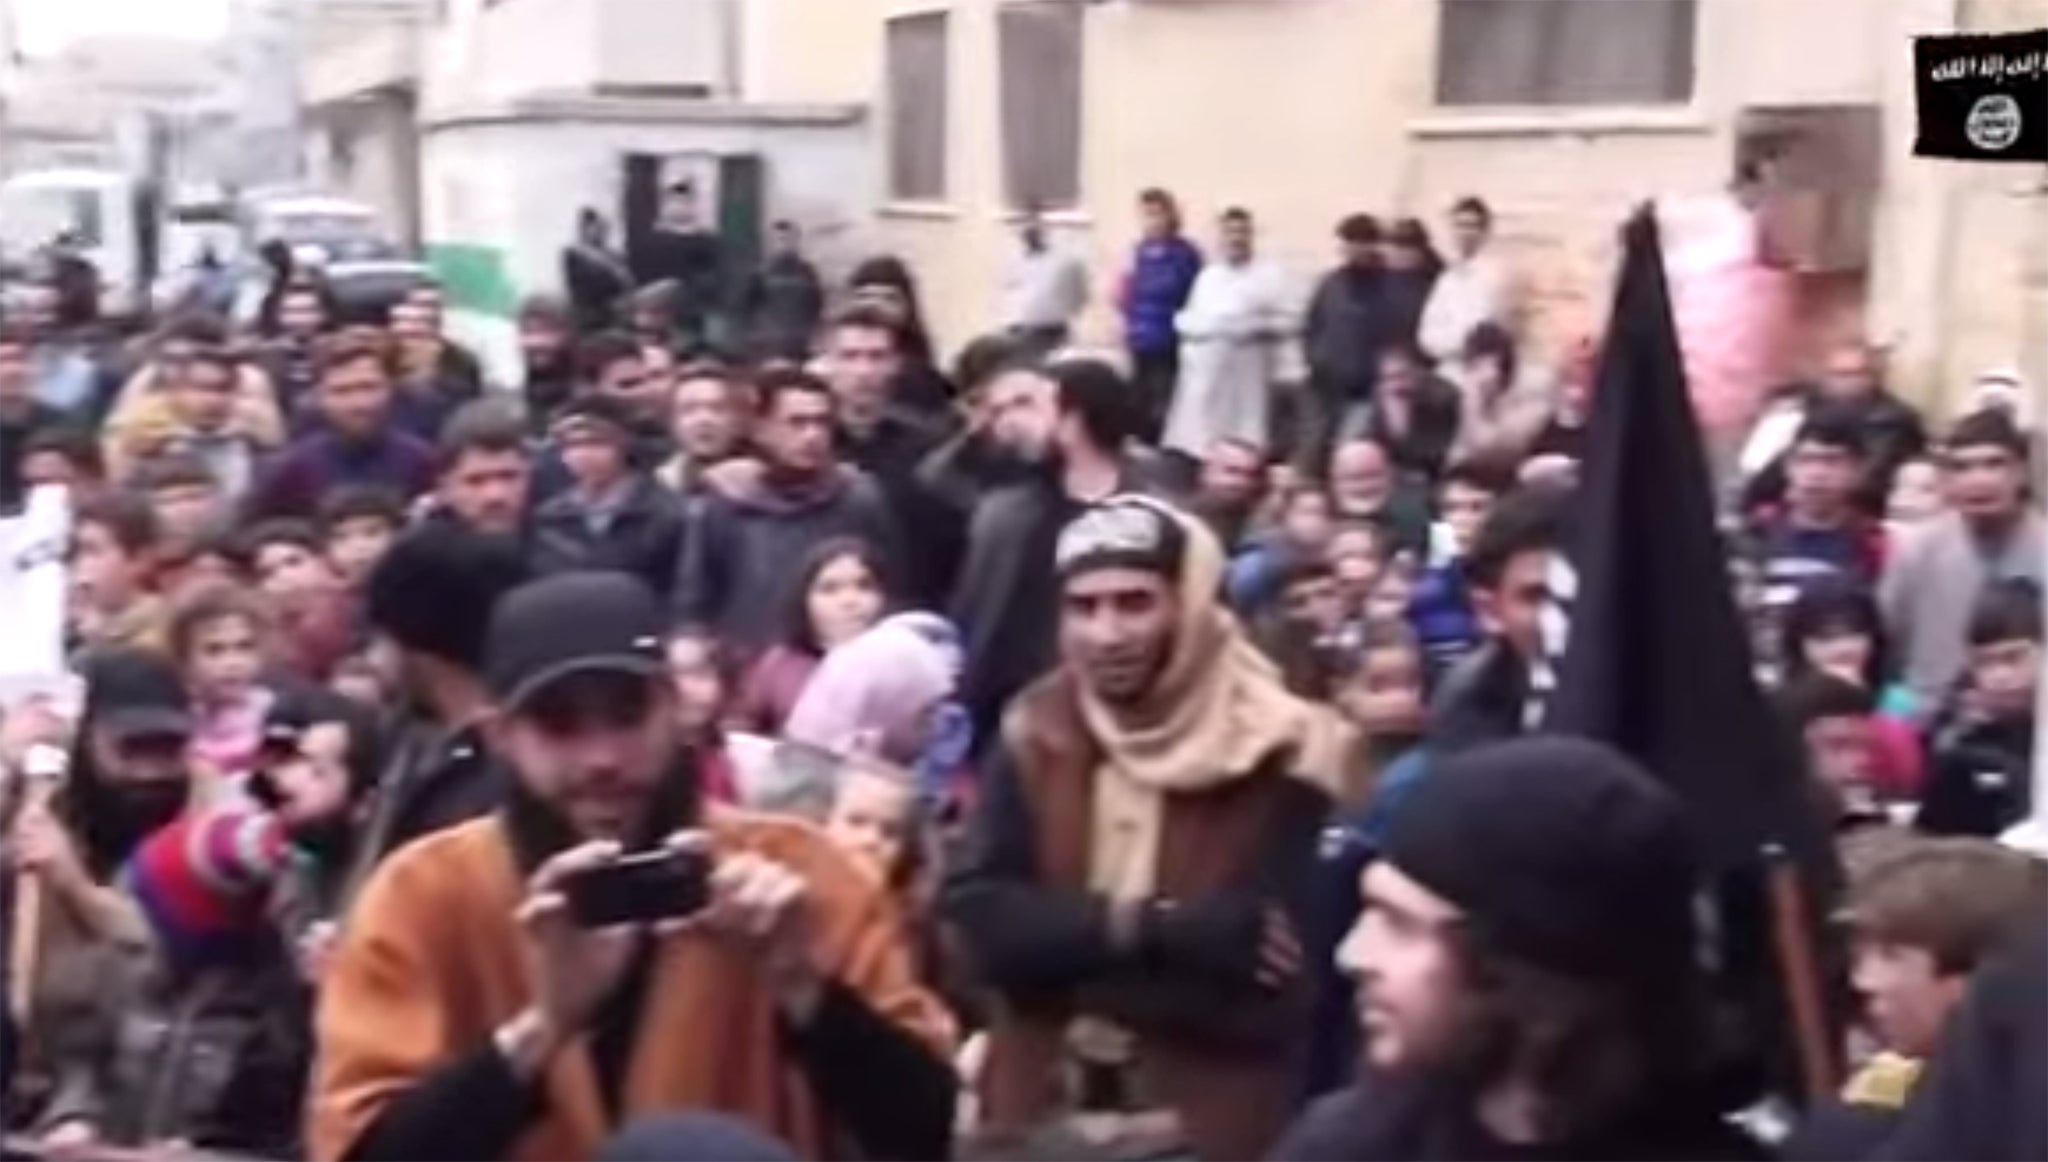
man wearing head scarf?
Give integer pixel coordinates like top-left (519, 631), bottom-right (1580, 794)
top-left (944, 496), bottom-right (1345, 1160)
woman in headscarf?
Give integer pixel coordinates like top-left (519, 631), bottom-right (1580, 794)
top-left (783, 616), bottom-right (958, 774)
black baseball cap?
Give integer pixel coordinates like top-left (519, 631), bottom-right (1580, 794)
top-left (83, 649), bottom-right (192, 742)
top-left (484, 572), bottom-right (668, 711)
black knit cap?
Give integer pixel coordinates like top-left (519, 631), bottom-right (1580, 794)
top-left (1054, 495), bottom-right (1188, 584)
top-left (1382, 736), bottom-right (1701, 984)
top-left (364, 524), bottom-right (530, 669)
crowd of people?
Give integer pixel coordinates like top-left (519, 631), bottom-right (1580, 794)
top-left (0, 176), bottom-right (2039, 1162)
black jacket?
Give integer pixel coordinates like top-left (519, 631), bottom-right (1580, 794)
top-left (350, 718), bottom-right (504, 881)
top-left (1304, 265), bottom-right (1385, 401)
top-left (673, 460), bottom-right (905, 652)
top-left (1359, 378), bottom-right (1463, 483)
top-left (740, 254), bottom-right (826, 362)
top-left (1916, 713), bottom-right (2033, 839)
top-left (839, 406), bottom-right (961, 607)
top-left (562, 243), bottom-right (634, 331)
top-left (633, 229), bottom-right (725, 328)
top-left (1272, 1076), bottom-right (1765, 1162)
top-left (527, 473), bottom-right (684, 601)
top-left (1424, 640), bottom-right (1531, 755)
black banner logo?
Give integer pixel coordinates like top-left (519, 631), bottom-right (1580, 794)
top-left (1913, 30), bottom-right (2048, 161)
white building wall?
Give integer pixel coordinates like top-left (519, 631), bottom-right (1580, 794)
top-left (421, 110), bottom-right (870, 380)
top-left (593, 0), bottom-right (732, 94)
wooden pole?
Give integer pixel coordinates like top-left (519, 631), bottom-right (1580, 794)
top-left (1763, 843), bottom-right (1839, 1102)
top-left (6, 783), bottom-right (53, 1029)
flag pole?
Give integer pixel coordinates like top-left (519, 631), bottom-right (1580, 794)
top-left (1763, 844), bottom-right (1841, 1101)
top-left (1997, 457), bottom-right (2048, 859)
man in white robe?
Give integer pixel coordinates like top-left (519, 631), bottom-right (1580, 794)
top-left (1165, 208), bottom-right (1295, 462)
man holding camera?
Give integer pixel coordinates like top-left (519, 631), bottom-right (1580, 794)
top-left (307, 572), bottom-right (955, 1162)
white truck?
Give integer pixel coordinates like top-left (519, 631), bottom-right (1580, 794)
top-left (0, 167), bottom-right (159, 321)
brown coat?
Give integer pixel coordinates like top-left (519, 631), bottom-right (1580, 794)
top-left (979, 671), bottom-right (1329, 1160)
top-left (306, 808), bottom-right (953, 1162)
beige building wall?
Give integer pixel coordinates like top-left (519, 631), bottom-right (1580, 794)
top-left (862, 0), bottom-right (2045, 415)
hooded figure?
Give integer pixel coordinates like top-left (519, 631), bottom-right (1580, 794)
top-left (945, 496), bottom-right (1347, 1160)
top-left (783, 618), bottom-right (955, 768)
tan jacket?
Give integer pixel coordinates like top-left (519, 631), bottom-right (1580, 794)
top-left (102, 364), bottom-right (284, 483)
top-left (307, 808), bottom-right (953, 1162)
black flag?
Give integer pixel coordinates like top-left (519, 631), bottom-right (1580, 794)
top-left (1913, 30), bottom-right (2048, 162)
top-left (1540, 206), bottom-right (1841, 1099)
top-left (1543, 206), bottom-right (1827, 872)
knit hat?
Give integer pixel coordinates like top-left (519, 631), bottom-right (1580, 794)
top-left (123, 805), bottom-right (292, 970)
top-left (1381, 736), bottom-right (1700, 985)
top-left (1055, 495), bottom-right (1188, 584)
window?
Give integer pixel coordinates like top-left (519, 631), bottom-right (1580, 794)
top-left (886, 12), bottom-right (951, 202)
top-left (1436, 0), bottom-right (1696, 107)
top-left (997, 1), bottom-right (1083, 210)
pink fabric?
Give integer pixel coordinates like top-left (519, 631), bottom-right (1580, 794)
top-left (188, 688), bottom-right (275, 778)
top-left (783, 620), bottom-right (954, 765)
top-left (1660, 195), bottom-right (1793, 438)
top-left (1867, 715), bottom-right (1927, 802)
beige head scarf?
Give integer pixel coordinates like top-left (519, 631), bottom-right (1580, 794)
top-left (1071, 498), bottom-right (1347, 902)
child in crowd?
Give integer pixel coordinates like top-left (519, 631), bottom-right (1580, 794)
top-left (733, 537), bottom-right (892, 734)
top-left (1779, 578), bottom-right (1923, 798)
top-left (165, 582), bottom-right (279, 786)
top-left (241, 520), bottom-right (357, 682)
top-left (132, 453), bottom-right (229, 558)
top-left (1327, 521), bottom-right (1383, 625)
top-left (154, 529), bottom-right (243, 599)
top-left (1261, 557), bottom-right (1350, 699)
top-left (1779, 671), bottom-right (1891, 831)
top-left (68, 492), bottom-right (165, 653)
top-left (1227, 482), bottom-right (1335, 614)
top-left (822, 756), bottom-right (921, 892)
top-left (1408, 458), bottom-right (1509, 682)
top-left (317, 486), bottom-right (407, 593)
top-left (1786, 838), bottom-right (2041, 1159)
top-left (783, 617), bottom-right (956, 773)
top-left (1754, 411), bottom-right (1884, 595)
top-left (1884, 455), bottom-right (1944, 534)
top-left (664, 626), bottom-right (738, 804)
top-left (1330, 620), bottom-right (1428, 800)
top-left (80, 800), bottom-right (307, 1153)
top-left (1919, 579), bottom-right (2040, 838)
top-left (1364, 552), bottom-right (1417, 626)
top-left (23, 427), bottom-right (105, 497)
top-left (818, 753), bottom-right (960, 1038)
top-left (1303, 619), bottom-right (1434, 1101)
